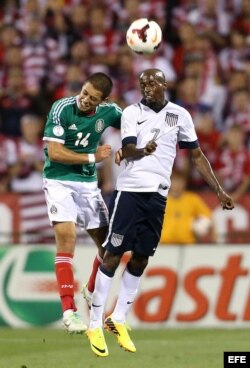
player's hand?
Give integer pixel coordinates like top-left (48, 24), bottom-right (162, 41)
top-left (217, 189), bottom-right (234, 210)
top-left (115, 148), bottom-right (123, 165)
top-left (143, 140), bottom-right (157, 156)
top-left (95, 144), bottom-right (112, 163)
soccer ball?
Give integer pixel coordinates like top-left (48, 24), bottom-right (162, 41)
top-left (126, 18), bottom-right (162, 54)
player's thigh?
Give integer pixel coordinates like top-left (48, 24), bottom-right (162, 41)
top-left (136, 192), bottom-right (166, 256)
top-left (103, 191), bottom-right (142, 254)
top-left (77, 183), bottom-right (109, 230)
top-left (43, 179), bottom-right (78, 224)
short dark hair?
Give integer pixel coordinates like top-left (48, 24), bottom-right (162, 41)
top-left (86, 72), bottom-right (113, 99)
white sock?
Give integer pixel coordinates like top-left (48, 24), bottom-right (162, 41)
top-left (89, 268), bottom-right (113, 329)
top-left (112, 269), bottom-right (141, 323)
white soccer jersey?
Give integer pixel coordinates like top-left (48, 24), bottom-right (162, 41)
top-left (116, 101), bottom-right (199, 196)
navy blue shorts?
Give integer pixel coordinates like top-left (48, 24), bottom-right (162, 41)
top-left (103, 191), bottom-right (166, 256)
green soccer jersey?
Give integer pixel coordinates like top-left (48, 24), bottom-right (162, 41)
top-left (43, 96), bottom-right (122, 182)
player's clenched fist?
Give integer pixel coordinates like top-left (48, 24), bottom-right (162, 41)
top-left (95, 144), bottom-right (112, 162)
top-left (143, 140), bottom-right (157, 155)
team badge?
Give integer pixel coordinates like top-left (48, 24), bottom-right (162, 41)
top-left (165, 112), bottom-right (178, 127)
top-left (53, 125), bottom-right (64, 137)
top-left (95, 119), bottom-right (105, 133)
top-left (50, 205), bottom-right (58, 214)
top-left (111, 233), bottom-right (124, 247)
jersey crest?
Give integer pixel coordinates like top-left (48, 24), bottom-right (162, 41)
top-left (165, 112), bottom-right (178, 127)
top-left (95, 119), bottom-right (105, 133)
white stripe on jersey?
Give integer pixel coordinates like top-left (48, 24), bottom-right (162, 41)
top-left (53, 97), bottom-right (76, 125)
top-left (116, 101), bottom-right (198, 196)
top-left (42, 136), bottom-right (65, 143)
top-left (100, 102), bottom-right (123, 113)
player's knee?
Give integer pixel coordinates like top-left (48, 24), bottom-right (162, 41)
top-left (87, 226), bottom-right (108, 248)
top-left (102, 251), bottom-right (122, 275)
top-left (127, 254), bottom-right (149, 276)
top-left (98, 247), bottom-right (105, 259)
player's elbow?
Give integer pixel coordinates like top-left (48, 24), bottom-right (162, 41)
top-left (48, 143), bottom-right (62, 162)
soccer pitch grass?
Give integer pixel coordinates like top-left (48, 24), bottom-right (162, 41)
top-left (1, 328), bottom-right (249, 368)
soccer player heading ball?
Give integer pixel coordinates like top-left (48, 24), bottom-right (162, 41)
top-left (85, 68), bottom-right (234, 357)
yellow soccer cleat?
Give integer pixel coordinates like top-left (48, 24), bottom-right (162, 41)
top-left (104, 316), bottom-right (136, 353)
top-left (86, 327), bottom-right (109, 357)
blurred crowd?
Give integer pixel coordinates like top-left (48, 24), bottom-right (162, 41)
top-left (0, 0), bottom-right (250, 205)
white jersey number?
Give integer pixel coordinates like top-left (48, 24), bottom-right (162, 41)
top-left (75, 132), bottom-right (90, 147)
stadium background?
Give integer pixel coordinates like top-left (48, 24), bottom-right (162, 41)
top-left (0, 1), bottom-right (250, 365)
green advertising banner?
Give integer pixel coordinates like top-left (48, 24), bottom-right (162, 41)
top-left (0, 246), bottom-right (61, 327)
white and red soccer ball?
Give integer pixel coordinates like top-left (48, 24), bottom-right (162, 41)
top-left (126, 18), bottom-right (162, 55)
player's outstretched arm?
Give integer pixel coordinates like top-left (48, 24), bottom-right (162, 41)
top-left (48, 141), bottom-right (111, 164)
top-left (191, 147), bottom-right (234, 210)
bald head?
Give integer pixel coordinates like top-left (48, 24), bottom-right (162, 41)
top-left (139, 69), bottom-right (166, 83)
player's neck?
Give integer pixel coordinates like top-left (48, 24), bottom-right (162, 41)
top-left (141, 98), bottom-right (168, 112)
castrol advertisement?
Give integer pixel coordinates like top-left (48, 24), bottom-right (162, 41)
top-left (0, 245), bottom-right (250, 328)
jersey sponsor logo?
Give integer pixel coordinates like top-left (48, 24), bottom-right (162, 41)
top-left (165, 112), bottom-right (178, 127)
top-left (68, 124), bottom-right (77, 130)
top-left (95, 119), bottom-right (105, 133)
top-left (111, 232), bottom-right (124, 247)
top-left (137, 119), bottom-right (147, 125)
top-left (52, 125), bottom-right (64, 137)
top-left (159, 184), bottom-right (168, 190)
top-left (50, 205), bottom-right (57, 214)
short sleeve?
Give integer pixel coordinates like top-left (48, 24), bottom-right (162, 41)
top-left (121, 105), bottom-right (138, 144)
top-left (43, 100), bottom-right (68, 144)
top-left (178, 110), bottom-right (198, 148)
top-left (110, 103), bottom-right (122, 129)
